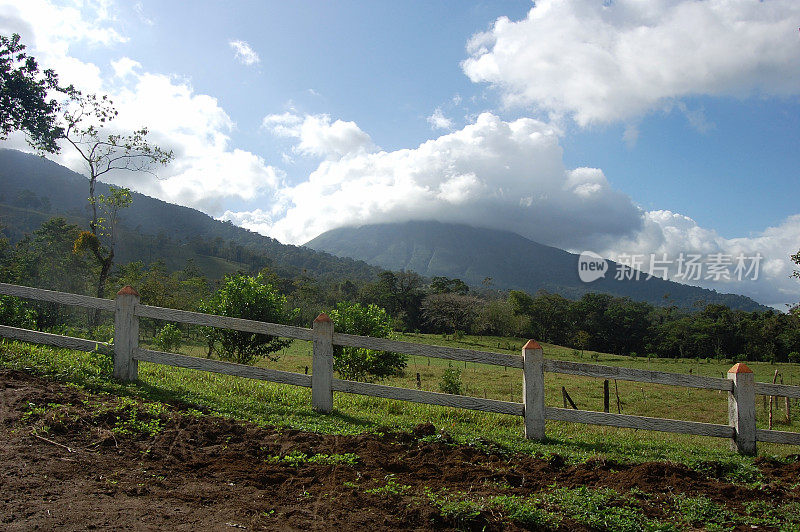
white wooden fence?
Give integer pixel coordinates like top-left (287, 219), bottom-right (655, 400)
top-left (2, 282), bottom-right (800, 455)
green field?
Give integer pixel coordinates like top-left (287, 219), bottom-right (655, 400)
top-left (3, 329), bottom-right (798, 473)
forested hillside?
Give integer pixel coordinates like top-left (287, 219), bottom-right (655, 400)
top-left (0, 149), bottom-right (381, 282)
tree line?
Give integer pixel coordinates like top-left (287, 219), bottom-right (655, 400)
top-left (2, 215), bottom-right (799, 368)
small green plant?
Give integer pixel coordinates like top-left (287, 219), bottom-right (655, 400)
top-left (671, 494), bottom-right (739, 530)
top-left (154, 323), bottom-right (182, 352)
top-left (266, 450), bottom-right (359, 467)
top-left (439, 366), bottom-right (462, 395)
top-left (488, 495), bottom-right (558, 528)
top-left (543, 487), bottom-right (653, 532)
top-left (96, 397), bottom-right (167, 437)
top-left (788, 351), bottom-right (800, 364)
top-left (365, 474), bottom-right (410, 496)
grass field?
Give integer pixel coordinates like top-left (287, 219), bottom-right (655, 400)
top-left (2, 328), bottom-right (799, 476)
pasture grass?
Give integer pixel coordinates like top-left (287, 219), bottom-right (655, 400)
top-left (2, 328), bottom-right (800, 476)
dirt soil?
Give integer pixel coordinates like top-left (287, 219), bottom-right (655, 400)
top-left (1, 368), bottom-right (799, 531)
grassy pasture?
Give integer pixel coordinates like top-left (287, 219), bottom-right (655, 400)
top-left (4, 327), bottom-right (797, 470)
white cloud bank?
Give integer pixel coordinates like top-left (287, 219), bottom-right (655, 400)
top-left (462, 0), bottom-right (800, 125)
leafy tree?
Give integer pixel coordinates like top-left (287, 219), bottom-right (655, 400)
top-left (573, 330), bottom-right (590, 355)
top-left (199, 273), bottom-right (296, 365)
top-left (328, 301), bottom-right (406, 381)
top-left (430, 276), bottom-right (469, 295)
top-left (0, 33), bottom-right (68, 153)
top-left (8, 218), bottom-right (92, 327)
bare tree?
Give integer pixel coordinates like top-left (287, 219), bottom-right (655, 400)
top-left (62, 92), bottom-right (173, 324)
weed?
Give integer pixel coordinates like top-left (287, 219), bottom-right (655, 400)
top-left (671, 494), bottom-right (739, 530)
top-left (266, 450), bottom-right (359, 467)
top-left (543, 486), bottom-right (659, 532)
top-left (365, 474), bottom-right (410, 496)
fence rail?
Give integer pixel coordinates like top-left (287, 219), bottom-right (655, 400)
top-left (1, 282), bottom-right (799, 455)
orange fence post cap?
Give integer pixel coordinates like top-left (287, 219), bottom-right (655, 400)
top-left (117, 285), bottom-right (140, 297)
top-left (523, 339), bottom-right (542, 350)
top-left (727, 362), bottom-right (753, 374)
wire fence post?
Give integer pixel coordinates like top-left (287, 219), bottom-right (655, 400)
top-left (113, 285), bottom-right (140, 381)
top-left (312, 313), bottom-right (334, 413)
top-left (523, 340), bottom-right (545, 440)
top-left (728, 362), bottom-right (756, 455)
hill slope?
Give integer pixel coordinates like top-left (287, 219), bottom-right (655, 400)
top-left (305, 221), bottom-right (769, 311)
top-left (0, 149), bottom-right (380, 282)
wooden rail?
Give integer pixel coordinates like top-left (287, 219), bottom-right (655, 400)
top-left (333, 332), bottom-right (522, 368)
top-left (0, 325), bottom-right (111, 354)
top-left (543, 359), bottom-right (732, 391)
top-left (1, 282), bottom-right (799, 456)
top-left (0, 282), bottom-right (114, 311)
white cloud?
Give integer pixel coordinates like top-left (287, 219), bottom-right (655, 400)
top-left (427, 107), bottom-right (453, 130)
top-left (243, 112), bottom-right (642, 250)
top-left (229, 39), bottom-right (260, 66)
top-left (263, 112), bottom-right (375, 159)
top-left (0, 0), bottom-right (282, 215)
top-left (598, 212), bottom-right (800, 309)
top-left (111, 57), bottom-right (141, 78)
top-left (462, 0), bottom-right (800, 126)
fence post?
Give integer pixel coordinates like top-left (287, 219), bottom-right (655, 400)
top-left (312, 313), bottom-right (334, 413)
top-left (113, 285), bottom-right (140, 381)
top-left (523, 340), bottom-right (545, 440)
top-left (727, 362), bottom-right (756, 455)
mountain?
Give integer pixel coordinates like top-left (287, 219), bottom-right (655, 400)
top-left (305, 221), bottom-right (770, 312)
top-left (0, 149), bottom-right (381, 282)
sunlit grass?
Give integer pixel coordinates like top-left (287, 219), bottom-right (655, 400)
top-left (3, 329), bottom-right (799, 471)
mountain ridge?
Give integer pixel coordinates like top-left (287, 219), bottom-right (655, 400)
top-left (305, 220), bottom-right (770, 312)
top-left (0, 149), bottom-right (381, 282)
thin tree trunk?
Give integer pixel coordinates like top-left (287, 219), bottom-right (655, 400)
top-left (90, 249), bottom-right (113, 327)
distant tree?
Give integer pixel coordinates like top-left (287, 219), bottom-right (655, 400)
top-left (476, 299), bottom-right (516, 337)
top-left (422, 292), bottom-right (482, 334)
top-left (508, 290), bottom-right (535, 316)
top-left (361, 270), bottom-right (425, 330)
top-left (430, 276), bottom-right (469, 295)
top-left (0, 33), bottom-right (68, 153)
top-left (573, 330), bottom-right (590, 355)
top-left (199, 273), bottom-right (297, 365)
top-left (328, 301), bottom-right (406, 381)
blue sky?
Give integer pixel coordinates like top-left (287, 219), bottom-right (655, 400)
top-left (1, 0), bottom-right (799, 307)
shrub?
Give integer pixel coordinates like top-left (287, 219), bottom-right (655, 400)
top-left (788, 351), bottom-right (800, 364)
top-left (328, 302), bottom-right (406, 381)
top-left (439, 366), bottom-right (463, 395)
top-left (199, 273), bottom-right (297, 365)
top-left (154, 323), bottom-right (182, 352)
top-left (0, 295), bottom-right (36, 329)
